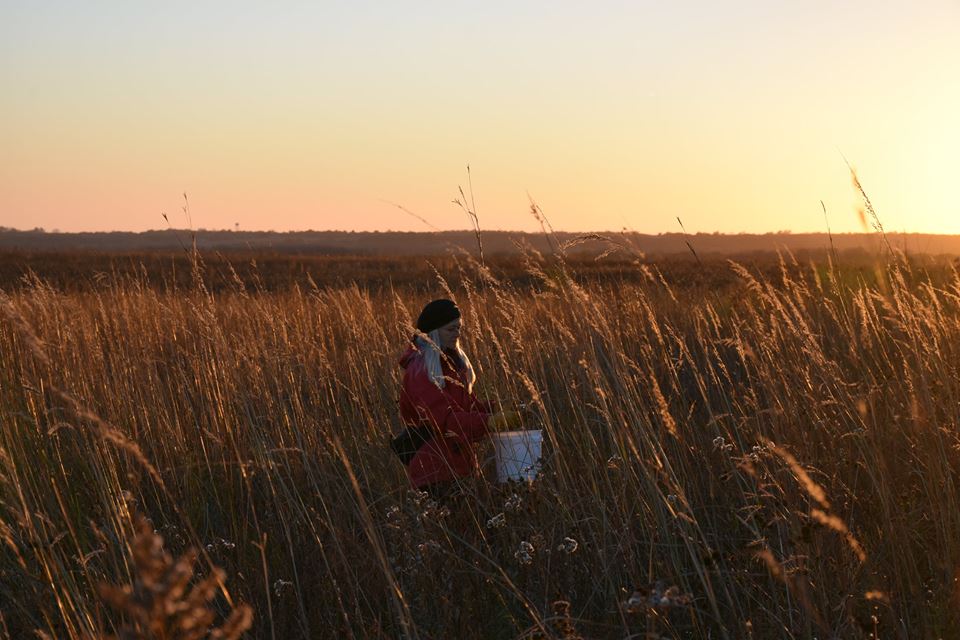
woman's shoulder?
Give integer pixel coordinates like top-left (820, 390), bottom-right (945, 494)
top-left (400, 346), bottom-right (427, 375)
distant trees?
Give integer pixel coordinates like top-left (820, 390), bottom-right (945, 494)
top-left (0, 227), bottom-right (46, 233)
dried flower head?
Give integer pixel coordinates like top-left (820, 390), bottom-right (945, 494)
top-left (273, 579), bottom-right (293, 598)
top-left (486, 513), bottom-right (506, 529)
top-left (712, 436), bottom-right (734, 453)
top-left (385, 506), bottom-right (403, 528)
top-left (550, 600), bottom-right (583, 640)
top-left (557, 537), bottom-right (579, 554)
top-left (624, 581), bottom-right (692, 613)
top-left (417, 500), bottom-right (450, 521)
top-left (416, 540), bottom-right (441, 554)
top-left (407, 489), bottom-right (430, 506)
top-left (97, 514), bottom-right (252, 640)
top-left (515, 540), bottom-right (535, 566)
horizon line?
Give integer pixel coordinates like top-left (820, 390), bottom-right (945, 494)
top-left (3, 227), bottom-right (959, 237)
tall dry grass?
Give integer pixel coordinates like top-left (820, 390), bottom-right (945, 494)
top-left (2, 251), bottom-right (960, 638)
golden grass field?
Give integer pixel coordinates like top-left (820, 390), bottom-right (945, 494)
top-left (2, 248), bottom-right (960, 638)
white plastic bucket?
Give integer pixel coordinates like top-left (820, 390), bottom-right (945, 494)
top-left (491, 430), bottom-right (543, 483)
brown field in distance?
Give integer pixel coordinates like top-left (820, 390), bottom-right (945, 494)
top-left (6, 227), bottom-right (960, 256)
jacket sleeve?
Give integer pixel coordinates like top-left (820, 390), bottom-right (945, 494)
top-left (404, 364), bottom-right (489, 442)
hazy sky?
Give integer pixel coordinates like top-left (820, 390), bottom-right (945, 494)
top-left (2, 1), bottom-right (958, 233)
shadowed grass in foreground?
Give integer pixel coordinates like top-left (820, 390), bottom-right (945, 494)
top-left (2, 252), bottom-right (960, 638)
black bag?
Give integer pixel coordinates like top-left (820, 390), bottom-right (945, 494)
top-left (389, 425), bottom-right (434, 465)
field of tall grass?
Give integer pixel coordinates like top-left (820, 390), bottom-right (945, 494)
top-left (3, 249), bottom-right (960, 638)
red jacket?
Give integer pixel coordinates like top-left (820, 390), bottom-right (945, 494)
top-left (398, 344), bottom-right (491, 488)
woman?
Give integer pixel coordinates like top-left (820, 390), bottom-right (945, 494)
top-left (397, 299), bottom-right (521, 498)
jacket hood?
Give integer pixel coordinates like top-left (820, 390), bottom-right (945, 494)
top-left (399, 344), bottom-right (420, 369)
top-left (400, 339), bottom-right (461, 369)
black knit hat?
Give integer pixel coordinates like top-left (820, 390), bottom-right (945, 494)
top-left (416, 299), bottom-right (461, 334)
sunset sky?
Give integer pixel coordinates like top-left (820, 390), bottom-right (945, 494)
top-left (2, 2), bottom-right (958, 234)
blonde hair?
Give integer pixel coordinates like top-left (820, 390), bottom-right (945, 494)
top-left (416, 330), bottom-right (476, 393)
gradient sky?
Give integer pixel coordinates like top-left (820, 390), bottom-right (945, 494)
top-left (2, 1), bottom-right (958, 234)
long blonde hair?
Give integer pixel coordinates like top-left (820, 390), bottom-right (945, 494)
top-left (415, 330), bottom-right (476, 392)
